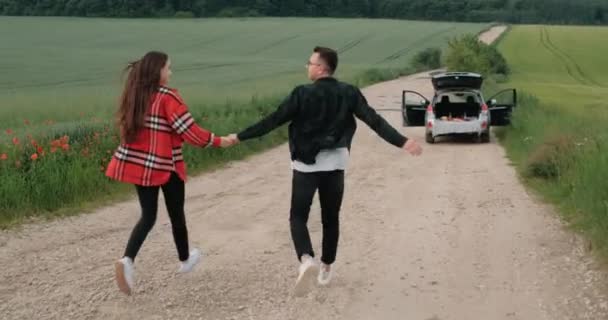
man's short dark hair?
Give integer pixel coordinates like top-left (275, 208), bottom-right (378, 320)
top-left (314, 46), bottom-right (338, 74)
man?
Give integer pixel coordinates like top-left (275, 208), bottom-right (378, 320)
top-left (229, 46), bottom-right (422, 296)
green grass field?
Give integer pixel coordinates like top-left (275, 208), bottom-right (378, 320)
top-left (497, 25), bottom-right (608, 258)
top-left (0, 17), bottom-right (486, 130)
top-left (0, 17), bottom-right (488, 227)
top-left (498, 25), bottom-right (608, 111)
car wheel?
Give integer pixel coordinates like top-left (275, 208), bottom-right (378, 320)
top-left (480, 132), bottom-right (490, 143)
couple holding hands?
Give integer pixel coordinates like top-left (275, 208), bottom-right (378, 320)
top-left (106, 46), bottom-right (422, 296)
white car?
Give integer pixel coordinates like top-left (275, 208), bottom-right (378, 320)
top-left (401, 72), bottom-right (517, 143)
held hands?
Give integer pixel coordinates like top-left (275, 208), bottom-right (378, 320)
top-left (221, 134), bottom-right (422, 155)
top-left (403, 139), bottom-right (422, 156)
top-left (219, 134), bottom-right (240, 148)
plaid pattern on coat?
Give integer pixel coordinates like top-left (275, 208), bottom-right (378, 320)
top-left (105, 86), bottom-right (221, 186)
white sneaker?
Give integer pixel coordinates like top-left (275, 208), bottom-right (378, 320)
top-left (178, 248), bottom-right (201, 273)
top-left (318, 264), bottom-right (333, 286)
top-left (115, 257), bottom-right (135, 295)
top-left (294, 255), bottom-right (319, 297)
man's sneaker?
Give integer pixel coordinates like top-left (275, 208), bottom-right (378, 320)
top-left (294, 255), bottom-right (319, 296)
top-left (318, 264), bottom-right (332, 286)
top-left (178, 248), bottom-right (201, 273)
top-left (115, 257), bottom-right (135, 295)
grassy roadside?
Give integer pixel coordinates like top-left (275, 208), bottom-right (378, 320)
top-left (0, 65), bottom-right (416, 229)
top-left (494, 25), bottom-right (608, 260)
top-left (495, 92), bottom-right (608, 259)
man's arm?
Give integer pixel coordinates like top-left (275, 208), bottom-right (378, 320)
top-left (352, 89), bottom-right (408, 148)
top-left (236, 88), bottom-right (299, 141)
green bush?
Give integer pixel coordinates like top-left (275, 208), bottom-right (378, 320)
top-left (525, 134), bottom-right (577, 179)
top-left (411, 47), bottom-right (442, 70)
top-left (445, 34), bottom-right (509, 76)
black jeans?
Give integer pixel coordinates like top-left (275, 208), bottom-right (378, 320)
top-left (290, 170), bottom-right (344, 265)
top-left (124, 172), bottom-right (190, 262)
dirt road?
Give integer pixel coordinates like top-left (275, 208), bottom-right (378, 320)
top-left (1, 26), bottom-right (607, 320)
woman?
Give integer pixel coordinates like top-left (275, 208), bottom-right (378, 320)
top-left (106, 51), bottom-right (234, 295)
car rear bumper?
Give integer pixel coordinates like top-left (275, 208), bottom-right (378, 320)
top-left (429, 119), bottom-right (486, 137)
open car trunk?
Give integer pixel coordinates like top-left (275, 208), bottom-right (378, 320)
top-left (429, 91), bottom-right (487, 140)
top-left (432, 72), bottom-right (483, 91)
top-left (434, 96), bottom-right (481, 120)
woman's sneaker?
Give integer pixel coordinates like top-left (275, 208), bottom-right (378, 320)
top-left (178, 248), bottom-right (201, 273)
top-left (115, 257), bottom-right (135, 295)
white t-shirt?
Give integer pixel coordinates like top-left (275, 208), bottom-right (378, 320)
top-left (291, 147), bottom-right (349, 172)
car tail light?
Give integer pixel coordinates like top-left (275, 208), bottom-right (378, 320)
top-left (481, 104), bottom-right (489, 116)
top-left (426, 104), bottom-right (435, 118)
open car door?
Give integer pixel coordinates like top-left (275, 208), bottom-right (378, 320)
top-left (402, 90), bottom-right (429, 126)
top-left (487, 89), bottom-right (517, 126)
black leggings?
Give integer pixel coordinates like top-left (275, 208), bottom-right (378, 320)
top-left (124, 172), bottom-right (190, 262)
top-left (290, 170), bottom-right (344, 265)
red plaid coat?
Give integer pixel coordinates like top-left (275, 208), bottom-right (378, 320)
top-left (105, 86), bottom-right (221, 186)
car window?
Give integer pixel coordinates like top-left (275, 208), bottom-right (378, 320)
top-left (435, 91), bottom-right (480, 104)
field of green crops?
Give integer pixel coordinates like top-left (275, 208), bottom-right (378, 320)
top-left (499, 25), bottom-right (608, 110)
top-left (0, 17), bottom-right (488, 227)
top-left (0, 17), bottom-right (486, 128)
top-left (497, 25), bottom-right (608, 257)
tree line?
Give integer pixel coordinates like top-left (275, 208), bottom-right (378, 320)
top-left (1, 0), bottom-right (606, 25)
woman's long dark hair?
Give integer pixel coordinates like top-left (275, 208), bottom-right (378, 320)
top-left (117, 51), bottom-right (168, 143)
